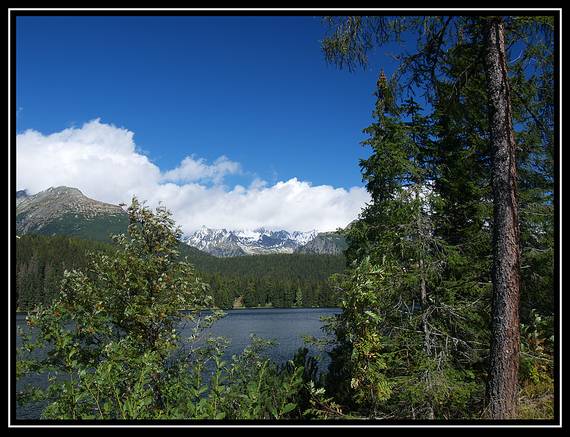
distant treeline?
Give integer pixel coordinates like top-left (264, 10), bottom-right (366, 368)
top-left (15, 234), bottom-right (345, 311)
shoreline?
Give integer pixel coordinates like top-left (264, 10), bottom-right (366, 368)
top-left (16, 306), bottom-right (342, 316)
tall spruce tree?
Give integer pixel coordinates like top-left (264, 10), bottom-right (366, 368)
top-left (321, 15), bottom-right (555, 418)
top-left (326, 72), bottom-right (486, 418)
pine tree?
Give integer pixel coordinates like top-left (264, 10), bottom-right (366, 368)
top-left (321, 15), bottom-right (555, 418)
top-left (325, 71), bottom-right (486, 418)
top-left (483, 17), bottom-right (522, 418)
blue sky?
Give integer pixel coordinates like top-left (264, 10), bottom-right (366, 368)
top-left (15, 15), bottom-right (415, 232)
top-left (16, 15), bottom-right (403, 189)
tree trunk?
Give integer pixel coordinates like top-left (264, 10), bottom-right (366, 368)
top-left (483, 17), bottom-right (521, 420)
top-left (419, 258), bottom-right (430, 355)
top-left (419, 260), bottom-right (435, 420)
top-left (415, 186), bottom-right (434, 420)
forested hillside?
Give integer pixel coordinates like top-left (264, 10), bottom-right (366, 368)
top-left (15, 235), bottom-right (115, 309)
top-left (15, 234), bottom-right (344, 310)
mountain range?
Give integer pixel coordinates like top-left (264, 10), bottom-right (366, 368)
top-left (15, 186), bottom-right (347, 256)
top-left (184, 227), bottom-right (320, 257)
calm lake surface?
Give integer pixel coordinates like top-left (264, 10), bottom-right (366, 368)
top-left (15, 307), bottom-right (341, 420)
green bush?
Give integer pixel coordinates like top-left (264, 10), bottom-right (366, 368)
top-left (16, 198), bottom-right (307, 420)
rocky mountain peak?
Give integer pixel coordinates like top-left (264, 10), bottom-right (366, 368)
top-left (185, 227), bottom-right (321, 257)
top-left (16, 186), bottom-right (127, 239)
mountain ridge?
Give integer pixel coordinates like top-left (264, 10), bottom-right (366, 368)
top-left (294, 230), bottom-right (348, 255)
top-left (184, 227), bottom-right (320, 257)
top-left (15, 186), bottom-right (348, 255)
top-left (16, 186), bottom-right (128, 242)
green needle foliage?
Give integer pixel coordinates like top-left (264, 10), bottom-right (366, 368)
top-left (324, 77), bottom-right (486, 419)
top-left (319, 15), bottom-right (555, 420)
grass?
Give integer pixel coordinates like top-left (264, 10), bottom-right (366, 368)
top-left (516, 378), bottom-right (555, 419)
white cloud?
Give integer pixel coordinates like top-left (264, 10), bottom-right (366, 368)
top-left (16, 119), bottom-right (370, 234)
top-left (162, 154), bottom-right (241, 184)
top-left (16, 118), bottom-right (160, 205)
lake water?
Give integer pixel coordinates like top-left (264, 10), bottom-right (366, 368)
top-left (15, 307), bottom-right (341, 420)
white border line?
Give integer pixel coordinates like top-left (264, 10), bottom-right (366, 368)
top-left (8, 8), bottom-right (562, 428)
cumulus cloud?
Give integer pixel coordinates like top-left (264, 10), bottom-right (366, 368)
top-left (162, 155), bottom-right (241, 184)
top-left (16, 118), bottom-right (160, 205)
top-left (16, 119), bottom-right (370, 234)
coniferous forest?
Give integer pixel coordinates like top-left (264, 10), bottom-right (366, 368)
top-left (14, 14), bottom-right (557, 424)
top-left (15, 234), bottom-right (344, 311)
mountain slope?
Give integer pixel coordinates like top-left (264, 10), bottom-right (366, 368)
top-left (16, 190), bottom-right (29, 206)
top-left (185, 227), bottom-right (318, 257)
top-left (295, 231), bottom-right (347, 255)
top-left (185, 228), bottom-right (247, 256)
top-left (16, 186), bottom-right (129, 242)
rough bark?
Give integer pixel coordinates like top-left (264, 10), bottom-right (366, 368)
top-left (483, 17), bottom-right (521, 419)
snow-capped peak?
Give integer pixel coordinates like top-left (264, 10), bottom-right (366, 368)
top-left (184, 227), bottom-right (319, 257)
top-left (290, 230), bottom-right (319, 245)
